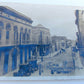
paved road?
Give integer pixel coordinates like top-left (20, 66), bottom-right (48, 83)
top-left (5, 47), bottom-right (84, 77)
top-left (31, 47), bottom-right (76, 76)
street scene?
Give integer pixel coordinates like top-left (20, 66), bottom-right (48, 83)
top-left (0, 3), bottom-right (84, 78)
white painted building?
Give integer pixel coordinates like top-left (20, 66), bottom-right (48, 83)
top-left (0, 6), bottom-right (33, 46)
top-left (0, 6), bottom-right (52, 76)
top-left (32, 24), bottom-right (51, 45)
top-left (51, 36), bottom-right (70, 52)
top-left (0, 6), bottom-right (35, 75)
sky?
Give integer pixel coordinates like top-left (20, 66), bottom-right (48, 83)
top-left (0, 2), bottom-right (84, 40)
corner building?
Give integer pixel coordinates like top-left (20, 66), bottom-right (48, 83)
top-left (32, 24), bottom-right (51, 56)
top-left (0, 6), bottom-right (38, 75)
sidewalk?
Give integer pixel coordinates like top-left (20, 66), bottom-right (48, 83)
top-left (37, 50), bottom-right (61, 64)
top-left (3, 68), bottom-right (19, 77)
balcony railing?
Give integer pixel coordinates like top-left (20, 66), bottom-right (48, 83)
top-left (0, 40), bottom-right (37, 46)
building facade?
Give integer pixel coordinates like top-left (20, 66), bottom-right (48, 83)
top-left (75, 10), bottom-right (84, 66)
top-left (32, 24), bottom-right (51, 56)
top-left (0, 6), bottom-right (38, 76)
top-left (51, 36), bottom-right (71, 53)
top-left (0, 6), bottom-right (51, 76)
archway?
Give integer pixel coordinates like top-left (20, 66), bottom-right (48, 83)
top-left (12, 48), bottom-right (18, 70)
top-left (3, 51), bottom-right (9, 74)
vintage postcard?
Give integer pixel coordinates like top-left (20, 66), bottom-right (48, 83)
top-left (0, 2), bottom-right (84, 80)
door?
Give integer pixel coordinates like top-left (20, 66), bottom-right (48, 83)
top-left (12, 49), bottom-right (17, 70)
top-left (3, 51), bottom-right (9, 74)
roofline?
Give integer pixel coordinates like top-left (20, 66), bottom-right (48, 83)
top-left (32, 26), bottom-right (49, 31)
top-left (0, 6), bottom-right (33, 24)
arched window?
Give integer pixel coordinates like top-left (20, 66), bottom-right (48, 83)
top-left (25, 28), bottom-right (27, 33)
top-left (13, 26), bottom-right (18, 42)
top-left (0, 21), bottom-right (4, 40)
top-left (27, 29), bottom-right (30, 42)
top-left (6, 23), bottom-right (11, 30)
top-left (6, 23), bottom-right (11, 40)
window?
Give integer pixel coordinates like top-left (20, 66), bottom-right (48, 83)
top-left (0, 21), bottom-right (4, 40)
top-left (14, 32), bottom-right (18, 40)
top-left (25, 28), bottom-right (27, 33)
top-left (13, 26), bottom-right (18, 41)
top-left (14, 26), bottom-right (18, 31)
top-left (27, 33), bottom-right (30, 40)
top-left (0, 30), bottom-right (2, 40)
top-left (39, 31), bottom-right (42, 44)
top-left (29, 29), bottom-right (31, 33)
top-left (6, 23), bottom-right (11, 40)
top-left (23, 33), bottom-right (25, 41)
top-left (6, 23), bottom-right (11, 30)
top-left (6, 31), bottom-right (9, 40)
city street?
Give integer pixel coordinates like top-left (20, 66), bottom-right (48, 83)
top-left (31, 47), bottom-right (76, 76)
top-left (4, 46), bottom-right (84, 77)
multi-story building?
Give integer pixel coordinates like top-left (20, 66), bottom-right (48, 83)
top-left (32, 24), bottom-right (51, 56)
top-left (0, 6), bottom-right (38, 76)
top-left (75, 10), bottom-right (84, 66)
top-left (0, 6), bottom-right (52, 76)
top-left (51, 36), bottom-right (71, 52)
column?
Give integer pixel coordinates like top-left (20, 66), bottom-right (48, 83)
top-left (17, 49), bottom-right (20, 68)
top-left (10, 24), bottom-right (14, 45)
top-left (0, 52), bottom-right (4, 75)
top-left (20, 49), bottom-right (23, 64)
top-left (8, 50), bottom-right (12, 72)
top-left (0, 51), bottom-right (2, 75)
top-left (36, 46), bottom-right (38, 60)
top-left (23, 48), bottom-right (25, 64)
top-left (25, 48), bottom-right (27, 63)
top-left (31, 50), bottom-right (32, 61)
top-left (2, 22), bottom-right (6, 46)
top-left (27, 48), bottom-right (29, 63)
top-left (29, 47), bottom-right (31, 60)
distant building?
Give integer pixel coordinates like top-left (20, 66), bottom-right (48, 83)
top-left (51, 36), bottom-right (71, 52)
